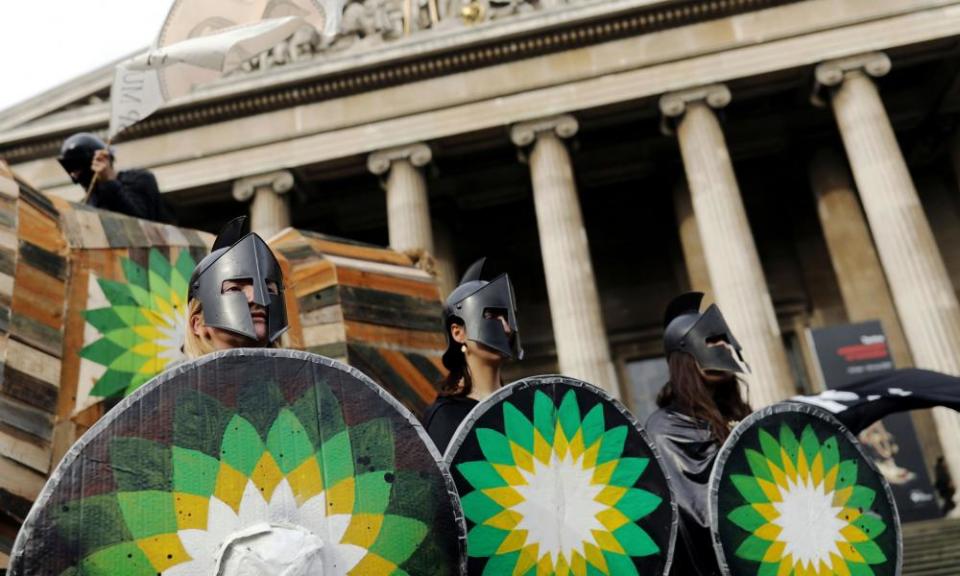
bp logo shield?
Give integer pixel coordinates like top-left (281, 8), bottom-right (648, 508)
top-left (709, 402), bottom-right (901, 576)
top-left (10, 349), bottom-right (466, 575)
top-left (444, 375), bottom-right (677, 576)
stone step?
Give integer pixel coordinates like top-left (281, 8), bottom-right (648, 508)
top-left (902, 517), bottom-right (960, 575)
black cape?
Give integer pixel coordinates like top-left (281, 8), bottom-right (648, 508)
top-left (88, 168), bottom-right (176, 224)
top-left (645, 406), bottom-right (721, 576)
top-left (422, 395), bottom-right (478, 454)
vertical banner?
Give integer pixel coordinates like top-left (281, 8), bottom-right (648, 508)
top-left (809, 320), bottom-right (941, 521)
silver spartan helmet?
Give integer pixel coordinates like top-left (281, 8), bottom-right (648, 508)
top-left (188, 217), bottom-right (288, 343)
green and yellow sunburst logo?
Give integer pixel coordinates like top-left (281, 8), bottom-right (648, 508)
top-left (725, 423), bottom-right (889, 576)
top-left (79, 249), bottom-right (195, 401)
top-left (457, 388), bottom-right (663, 575)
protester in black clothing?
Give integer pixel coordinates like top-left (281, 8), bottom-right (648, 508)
top-left (645, 292), bottom-right (752, 576)
top-left (422, 258), bottom-right (523, 454)
top-left (57, 132), bottom-right (175, 224)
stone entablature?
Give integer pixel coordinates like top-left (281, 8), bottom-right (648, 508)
top-left (0, 0), bottom-right (793, 164)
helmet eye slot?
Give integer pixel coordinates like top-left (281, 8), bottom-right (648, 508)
top-left (221, 278), bottom-right (253, 295)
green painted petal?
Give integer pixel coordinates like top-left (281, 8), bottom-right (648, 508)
top-left (853, 513), bottom-right (886, 540)
top-left (318, 430), bottom-right (353, 487)
top-left (533, 390), bottom-right (557, 444)
top-left (480, 551), bottom-right (520, 576)
top-left (457, 461), bottom-right (508, 489)
top-left (460, 490), bottom-right (503, 524)
top-left (267, 409), bottom-right (316, 474)
top-left (354, 471), bottom-right (394, 515)
top-left (778, 425), bottom-right (800, 462)
top-left (172, 446), bottom-right (220, 496)
top-left (836, 460), bottom-right (859, 491)
top-left (734, 534), bottom-right (772, 562)
top-left (848, 562), bottom-right (878, 576)
top-left (173, 390), bottom-right (233, 458)
top-left (846, 486), bottom-right (876, 510)
top-left (745, 449), bottom-right (774, 484)
top-left (111, 438), bottom-right (172, 492)
top-left (800, 425), bottom-right (820, 467)
top-left (236, 381), bottom-right (286, 438)
top-left (78, 542), bottom-right (155, 576)
top-left (609, 457), bottom-right (649, 487)
top-left (107, 349), bottom-right (150, 373)
top-left (597, 425), bottom-right (628, 465)
top-left (854, 539), bottom-right (887, 564)
top-left (581, 404), bottom-right (605, 448)
top-left (467, 524), bottom-right (510, 557)
top-left (54, 495), bottom-right (132, 554)
top-left (350, 418), bottom-right (396, 474)
top-left (758, 562), bottom-right (779, 576)
top-left (80, 337), bottom-right (127, 367)
top-left (117, 491), bottom-right (176, 539)
top-left (123, 373), bottom-right (154, 397)
top-left (617, 488), bottom-right (661, 521)
top-left (84, 308), bottom-right (129, 333)
top-left (558, 389), bottom-right (581, 442)
top-left (602, 550), bottom-right (640, 575)
top-left (476, 428), bottom-right (515, 466)
top-left (613, 522), bottom-right (660, 557)
top-left (731, 475), bottom-right (768, 504)
top-left (369, 515), bottom-right (428, 564)
top-left (98, 278), bottom-right (139, 307)
top-left (148, 249), bottom-right (174, 295)
top-left (503, 402), bottom-right (534, 453)
top-left (220, 414), bottom-right (265, 476)
top-left (173, 250), bottom-right (197, 295)
top-left (821, 436), bottom-right (840, 472)
top-left (727, 504), bottom-right (766, 532)
top-left (758, 429), bottom-right (783, 469)
top-left (121, 258), bottom-right (149, 292)
top-left (89, 370), bottom-right (135, 398)
top-left (291, 381), bottom-right (344, 450)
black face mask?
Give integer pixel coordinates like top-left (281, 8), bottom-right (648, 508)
top-left (663, 292), bottom-right (749, 375)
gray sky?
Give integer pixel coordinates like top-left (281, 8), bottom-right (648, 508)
top-left (0, 0), bottom-right (176, 113)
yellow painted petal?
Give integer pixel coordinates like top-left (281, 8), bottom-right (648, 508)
top-left (592, 529), bottom-right (626, 554)
top-left (763, 540), bottom-right (785, 562)
top-left (137, 534), bottom-right (189, 572)
top-left (287, 456), bottom-right (324, 503)
top-left (513, 544), bottom-right (539, 576)
top-left (484, 509), bottom-right (523, 531)
top-left (556, 554), bottom-right (571, 576)
top-left (840, 524), bottom-right (869, 543)
top-left (777, 555), bottom-right (795, 576)
top-left (497, 529), bottom-right (529, 554)
top-left (796, 449), bottom-right (810, 482)
top-left (511, 442), bottom-right (535, 474)
top-left (592, 460), bottom-right (618, 486)
top-left (327, 477), bottom-right (355, 515)
top-left (494, 463), bottom-right (528, 486)
top-left (812, 453), bottom-right (825, 487)
top-left (534, 431), bottom-right (551, 464)
top-left (837, 507), bottom-right (861, 524)
top-left (833, 486), bottom-right (853, 508)
top-left (483, 486), bottom-right (525, 508)
top-left (350, 553), bottom-right (397, 574)
top-left (596, 508), bottom-right (630, 532)
top-left (753, 503), bottom-right (779, 522)
top-left (341, 513), bottom-right (384, 549)
top-left (768, 461), bottom-right (789, 489)
top-left (830, 551), bottom-right (852, 576)
top-left (554, 425), bottom-right (570, 460)
top-left (581, 441), bottom-right (601, 470)
top-left (818, 559), bottom-right (832, 576)
top-left (754, 523), bottom-right (782, 541)
top-left (174, 492), bottom-right (208, 530)
top-left (569, 430), bottom-right (586, 460)
top-left (213, 462), bottom-right (248, 513)
top-left (595, 485), bottom-right (626, 507)
top-left (537, 553), bottom-right (555, 576)
top-left (570, 550), bottom-right (587, 576)
top-left (824, 465), bottom-right (839, 493)
top-left (250, 452), bottom-right (284, 501)
top-left (584, 543), bottom-right (608, 573)
top-left (837, 540), bottom-right (865, 563)
top-left (757, 478), bottom-right (782, 503)
top-left (781, 448), bottom-right (798, 483)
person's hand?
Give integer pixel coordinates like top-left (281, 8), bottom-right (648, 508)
top-left (91, 149), bottom-right (117, 182)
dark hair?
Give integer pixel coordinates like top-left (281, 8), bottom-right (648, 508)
top-left (657, 352), bottom-right (751, 443)
top-left (438, 320), bottom-right (473, 397)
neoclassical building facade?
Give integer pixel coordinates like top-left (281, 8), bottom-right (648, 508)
top-left (4, 0), bottom-right (960, 503)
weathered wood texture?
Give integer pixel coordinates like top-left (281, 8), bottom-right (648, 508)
top-left (272, 228), bottom-right (446, 415)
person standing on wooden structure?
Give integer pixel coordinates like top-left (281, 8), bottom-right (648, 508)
top-left (57, 132), bottom-right (175, 224)
top-left (184, 216), bottom-right (288, 358)
top-left (422, 258), bottom-right (524, 453)
top-left (645, 292), bottom-right (753, 576)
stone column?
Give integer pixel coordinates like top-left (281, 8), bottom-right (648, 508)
top-left (232, 170), bottom-right (294, 239)
top-left (673, 179), bottom-right (712, 300)
top-left (432, 218), bottom-right (458, 298)
top-left (809, 148), bottom-right (913, 369)
top-left (660, 84), bottom-right (795, 407)
top-left (816, 52), bottom-right (960, 500)
top-left (368, 143), bottom-right (435, 256)
top-left (510, 115), bottom-right (619, 395)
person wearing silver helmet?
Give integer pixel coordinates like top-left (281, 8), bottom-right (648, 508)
top-left (645, 292), bottom-right (752, 576)
top-left (421, 258), bottom-right (523, 453)
top-left (184, 217), bottom-right (288, 358)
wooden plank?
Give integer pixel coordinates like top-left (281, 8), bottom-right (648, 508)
top-left (2, 367), bottom-right (58, 413)
top-left (17, 200), bottom-right (64, 256)
top-left (0, 227), bottom-right (17, 252)
top-left (378, 348), bottom-right (438, 405)
top-left (299, 303), bottom-right (344, 327)
top-left (346, 343), bottom-right (426, 415)
top-left (10, 314), bottom-right (63, 358)
top-left (336, 266), bottom-right (440, 301)
top-left (10, 264), bottom-right (65, 331)
top-left (0, 272), bottom-right (12, 300)
top-left (302, 322), bottom-right (347, 349)
top-left (0, 454), bottom-right (46, 502)
top-left (289, 261), bottom-right (338, 298)
top-left (121, 215), bottom-right (150, 247)
top-left (0, 396), bottom-right (52, 441)
top-left (344, 320), bottom-right (445, 350)
top-left (56, 260), bottom-right (90, 421)
top-left (339, 285), bottom-right (443, 332)
top-left (403, 351), bottom-right (445, 386)
top-left (60, 203), bottom-right (110, 248)
top-left (19, 241), bottom-right (67, 281)
top-left (0, 426), bottom-right (50, 474)
top-left (6, 340), bottom-right (60, 388)
top-left (297, 285), bottom-right (340, 314)
top-left (306, 342), bottom-right (349, 359)
top-left (0, 173), bottom-right (18, 199)
top-left (0, 197), bottom-right (17, 229)
top-left (0, 248), bottom-right (14, 277)
top-left (305, 236), bottom-right (412, 267)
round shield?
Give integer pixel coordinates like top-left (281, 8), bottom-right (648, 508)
top-left (444, 375), bottom-right (677, 576)
top-left (709, 402), bottom-right (902, 576)
top-left (11, 349), bottom-right (466, 575)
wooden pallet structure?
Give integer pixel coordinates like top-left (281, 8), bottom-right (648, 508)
top-left (0, 165), bottom-right (447, 567)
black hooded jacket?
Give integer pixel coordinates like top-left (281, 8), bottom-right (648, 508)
top-left (87, 169), bottom-right (175, 224)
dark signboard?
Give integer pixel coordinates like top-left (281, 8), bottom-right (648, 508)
top-left (809, 320), bottom-right (941, 522)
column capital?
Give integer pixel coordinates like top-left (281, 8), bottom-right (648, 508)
top-left (510, 114), bottom-right (579, 147)
top-left (815, 52), bottom-right (891, 89)
top-left (232, 170), bottom-right (294, 202)
top-left (659, 84), bottom-right (731, 119)
top-left (367, 143), bottom-right (432, 175)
